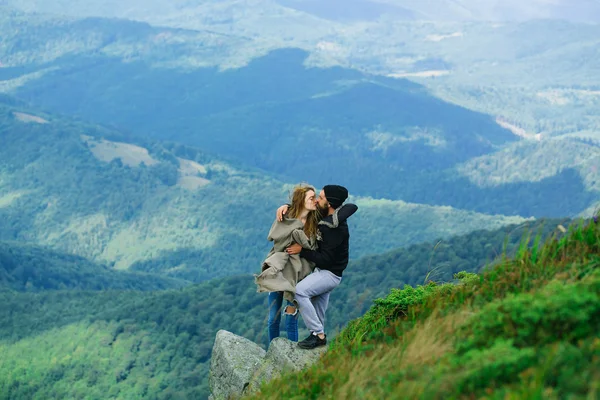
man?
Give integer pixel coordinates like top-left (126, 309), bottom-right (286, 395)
top-left (279, 184), bottom-right (358, 349)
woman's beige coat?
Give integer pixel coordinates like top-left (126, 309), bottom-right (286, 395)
top-left (254, 216), bottom-right (317, 304)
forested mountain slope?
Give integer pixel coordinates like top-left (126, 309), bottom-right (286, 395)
top-left (0, 217), bottom-right (569, 399)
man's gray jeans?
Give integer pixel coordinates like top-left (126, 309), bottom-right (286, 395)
top-left (295, 267), bottom-right (342, 335)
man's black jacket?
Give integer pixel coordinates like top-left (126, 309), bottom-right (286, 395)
top-left (300, 203), bottom-right (358, 277)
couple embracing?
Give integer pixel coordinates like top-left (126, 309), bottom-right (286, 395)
top-left (254, 184), bottom-right (357, 349)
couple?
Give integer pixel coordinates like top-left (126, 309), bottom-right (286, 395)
top-left (254, 184), bottom-right (357, 350)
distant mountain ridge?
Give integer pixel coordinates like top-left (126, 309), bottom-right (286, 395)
top-left (0, 97), bottom-right (526, 281)
top-left (6, 44), bottom-right (597, 217)
top-left (280, 0), bottom-right (600, 23)
top-left (5, 0), bottom-right (600, 25)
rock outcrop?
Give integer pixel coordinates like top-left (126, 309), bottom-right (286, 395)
top-left (209, 330), bottom-right (266, 400)
top-left (209, 330), bottom-right (328, 399)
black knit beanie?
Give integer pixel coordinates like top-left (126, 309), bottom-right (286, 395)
top-left (323, 185), bottom-right (348, 209)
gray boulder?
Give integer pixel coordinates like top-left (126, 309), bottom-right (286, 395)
top-left (209, 332), bottom-right (328, 399)
top-left (246, 337), bottom-right (328, 394)
top-left (209, 330), bottom-right (266, 400)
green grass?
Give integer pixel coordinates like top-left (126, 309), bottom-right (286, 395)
top-left (251, 215), bottom-right (600, 399)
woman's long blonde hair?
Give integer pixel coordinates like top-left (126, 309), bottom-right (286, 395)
top-left (286, 184), bottom-right (321, 239)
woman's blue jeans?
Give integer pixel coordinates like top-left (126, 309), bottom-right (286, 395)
top-left (268, 291), bottom-right (298, 342)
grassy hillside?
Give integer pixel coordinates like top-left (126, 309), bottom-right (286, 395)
top-left (252, 215), bottom-right (600, 399)
top-left (0, 217), bottom-right (570, 399)
top-left (325, 217), bottom-right (572, 333)
top-left (0, 241), bottom-right (186, 292)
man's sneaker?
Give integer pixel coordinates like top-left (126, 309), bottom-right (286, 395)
top-left (298, 333), bottom-right (327, 349)
top-left (300, 333), bottom-right (313, 344)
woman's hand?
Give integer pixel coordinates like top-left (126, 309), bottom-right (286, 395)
top-left (286, 243), bottom-right (302, 255)
top-left (276, 205), bottom-right (289, 222)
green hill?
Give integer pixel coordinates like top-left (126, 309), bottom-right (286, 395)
top-left (252, 215), bottom-right (600, 399)
top-left (0, 217), bottom-right (571, 399)
top-left (0, 241), bottom-right (186, 292)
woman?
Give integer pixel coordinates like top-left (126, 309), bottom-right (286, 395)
top-left (255, 184), bottom-right (320, 343)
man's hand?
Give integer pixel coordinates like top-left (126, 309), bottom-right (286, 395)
top-left (276, 205), bottom-right (289, 222)
top-left (286, 243), bottom-right (302, 255)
